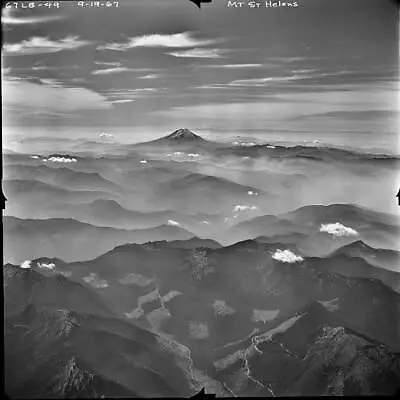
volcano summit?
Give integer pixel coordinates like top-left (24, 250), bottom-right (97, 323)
top-left (155, 128), bottom-right (206, 143)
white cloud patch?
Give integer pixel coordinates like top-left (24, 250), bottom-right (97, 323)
top-left (2, 8), bottom-right (64, 25)
top-left (214, 350), bottom-right (245, 372)
top-left (228, 75), bottom-right (306, 87)
top-left (83, 273), bottom-right (108, 289)
top-left (272, 249), bottom-right (304, 263)
top-left (59, 271), bottom-right (72, 278)
top-left (97, 32), bottom-right (218, 51)
top-left (227, 71), bottom-right (352, 88)
top-left (318, 298), bottom-right (340, 312)
top-left (167, 219), bottom-right (181, 227)
top-left (102, 87), bottom-right (161, 102)
top-left (138, 289), bottom-right (160, 307)
top-left (197, 63), bottom-right (264, 69)
top-left (320, 223), bottom-right (359, 237)
top-left (3, 80), bottom-right (112, 112)
top-left (100, 132), bottom-right (115, 139)
top-left (40, 78), bottom-right (63, 87)
top-left (32, 65), bottom-right (81, 71)
top-left (168, 48), bottom-right (224, 59)
top-left (125, 307), bottom-right (144, 319)
top-left (146, 307), bottom-right (171, 330)
top-left (137, 74), bottom-right (162, 80)
top-left (92, 67), bottom-right (131, 75)
top-left (36, 262), bottom-right (56, 270)
top-left (46, 156), bottom-right (78, 163)
top-left (189, 321), bottom-right (210, 340)
top-left (111, 99), bottom-right (135, 104)
top-left (20, 260), bottom-right (32, 269)
top-left (233, 205), bottom-right (258, 212)
top-left (118, 272), bottom-right (154, 287)
top-left (212, 300), bottom-right (236, 316)
top-left (254, 314), bottom-right (304, 344)
top-left (162, 290), bottom-right (183, 303)
top-left (94, 61), bottom-right (122, 67)
top-left (3, 36), bottom-right (91, 55)
top-left (252, 309), bottom-right (280, 323)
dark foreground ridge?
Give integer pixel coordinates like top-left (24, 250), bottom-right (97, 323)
top-left (189, 387), bottom-right (216, 398)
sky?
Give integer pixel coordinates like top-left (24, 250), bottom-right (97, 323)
top-left (2, 0), bottom-right (399, 147)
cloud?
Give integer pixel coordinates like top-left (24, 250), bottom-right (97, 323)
top-left (137, 74), bottom-right (162, 79)
top-left (94, 61), bottom-right (122, 67)
top-left (40, 78), bottom-right (63, 87)
top-left (119, 272), bottom-right (154, 286)
top-left (102, 88), bottom-right (162, 102)
top-left (228, 74), bottom-right (306, 87)
top-left (227, 70), bottom-right (353, 87)
top-left (272, 249), bottom-right (304, 263)
top-left (233, 205), bottom-right (258, 212)
top-left (111, 99), bottom-right (135, 104)
top-left (189, 321), bottom-right (210, 340)
top-left (3, 80), bottom-right (112, 112)
top-left (83, 273), bottom-right (108, 289)
top-left (36, 262), bottom-right (56, 270)
top-left (2, 8), bottom-right (64, 25)
top-left (212, 300), bottom-right (236, 316)
top-left (167, 219), bottom-right (181, 227)
top-left (32, 65), bottom-right (81, 71)
top-left (162, 290), bottom-right (183, 303)
top-left (97, 32), bottom-right (218, 51)
top-left (318, 298), bottom-right (340, 312)
top-left (20, 260), bottom-right (32, 269)
top-left (320, 223), bottom-right (359, 237)
top-left (138, 289), bottom-right (160, 307)
top-left (125, 307), bottom-right (145, 319)
top-left (268, 56), bottom-right (311, 63)
top-left (106, 88), bottom-right (159, 94)
top-left (146, 308), bottom-right (171, 330)
top-left (92, 67), bottom-right (131, 75)
top-left (193, 84), bottom-right (235, 90)
top-left (100, 132), bottom-right (115, 139)
top-left (44, 156), bottom-right (78, 163)
top-left (197, 63), bottom-right (264, 69)
top-left (252, 309), bottom-right (280, 323)
top-left (168, 48), bottom-right (224, 58)
top-left (3, 36), bottom-right (91, 55)
top-left (153, 84), bottom-right (396, 126)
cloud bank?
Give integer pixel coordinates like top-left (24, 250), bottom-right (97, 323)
top-left (272, 249), bottom-right (304, 263)
top-left (2, 8), bottom-right (64, 25)
top-left (320, 223), bottom-right (359, 237)
top-left (4, 36), bottom-right (91, 55)
top-left (168, 48), bottom-right (223, 59)
top-left (98, 32), bottom-right (218, 51)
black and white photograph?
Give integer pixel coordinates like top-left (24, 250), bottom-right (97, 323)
top-left (2, 0), bottom-right (400, 397)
